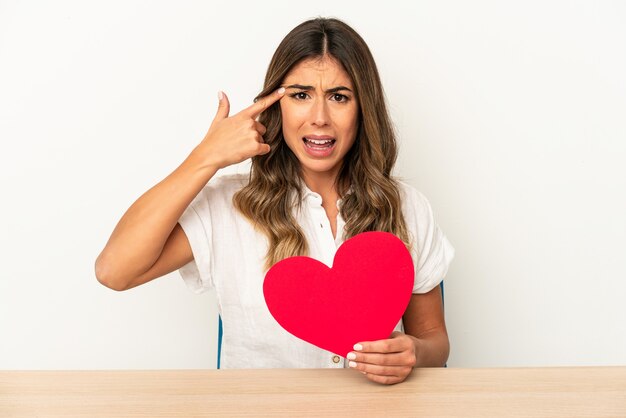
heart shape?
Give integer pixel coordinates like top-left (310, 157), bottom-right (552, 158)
top-left (263, 231), bottom-right (414, 358)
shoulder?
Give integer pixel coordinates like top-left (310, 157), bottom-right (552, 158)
top-left (395, 179), bottom-right (433, 219)
top-left (208, 172), bottom-right (249, 191)
top-left (188, 173), bottom-right (248, 212)
top-left (201, 173), bottom-right (249, 199)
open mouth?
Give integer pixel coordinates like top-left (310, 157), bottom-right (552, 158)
top-left (302, 137), bottom-right (336, 149)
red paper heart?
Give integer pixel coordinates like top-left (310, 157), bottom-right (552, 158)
top-left (263, 231), bottom-right (414, 358)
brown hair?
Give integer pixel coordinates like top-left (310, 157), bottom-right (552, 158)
top-left (233, 17), bottom-right (411, 269)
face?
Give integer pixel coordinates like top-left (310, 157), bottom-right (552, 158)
top-left (279, 56), bottom-right (359, 183)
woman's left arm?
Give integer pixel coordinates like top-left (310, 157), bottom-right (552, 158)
top-left (347, 283), bottom-right (449, 385)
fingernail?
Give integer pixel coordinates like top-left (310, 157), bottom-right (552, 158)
top-left (353, 344), bottom-right (363, 351)
top-left (277, 87), bottom-right (285, 94)
top-left (349, 361), bottom-right (357, 368)
top-left (361, 371), bottom-right (367, 375)
top-left (347, 352), bottom-right (356, 360)
top-left (218, 90), bottom-right (224, 101)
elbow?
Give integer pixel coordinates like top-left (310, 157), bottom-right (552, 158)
top-left (441, 340), bottom-right (450, 367)
top-left (95, 255), bottom-right (129, 292)
top-left (437, 330), bottom-right (451, 367)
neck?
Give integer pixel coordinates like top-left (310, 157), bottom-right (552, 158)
top-left (301, 167), bottom-right (341, 202)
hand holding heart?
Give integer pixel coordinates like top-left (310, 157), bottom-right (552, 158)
top-left (194, 88), bottom-right (285, 170)
top-left (263, 232), bottom-right (417, 385)
top-left (348, 331), bottom-right (418, 385)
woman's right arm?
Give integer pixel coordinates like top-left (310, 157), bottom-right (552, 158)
top-left (95, 88), bottom-right (285, 291)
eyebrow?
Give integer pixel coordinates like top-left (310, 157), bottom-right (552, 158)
top-left (283, 84), bottom-right (353, 93)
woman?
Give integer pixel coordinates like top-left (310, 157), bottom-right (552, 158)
top-left (95, 17), bottom-right (454, 385)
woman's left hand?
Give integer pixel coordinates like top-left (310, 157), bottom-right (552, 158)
top-left (347, 331), bottom-right (418, 385)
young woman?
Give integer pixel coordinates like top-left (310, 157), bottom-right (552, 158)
top-left (96, 17), bottom-right (455, 385)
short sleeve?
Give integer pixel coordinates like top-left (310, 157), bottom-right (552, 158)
top-left (402, 184), bottom-right (455, 294)
top-left (177, 186), bottom-right (215, 294)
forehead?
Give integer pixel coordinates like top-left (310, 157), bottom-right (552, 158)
top-left (283, 56), bottom-right (353, 87)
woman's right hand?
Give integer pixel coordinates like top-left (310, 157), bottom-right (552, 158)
top-left (194, 87), bottom-right (286, 170)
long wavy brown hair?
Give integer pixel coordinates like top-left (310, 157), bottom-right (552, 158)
top-left (233, 17), bottom-right (411, 270)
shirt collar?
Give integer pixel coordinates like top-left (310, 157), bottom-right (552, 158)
top-left (300, 182), bottom-right (352, 210)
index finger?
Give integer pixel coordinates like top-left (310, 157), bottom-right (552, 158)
top-left (244, 87), bottom-right (286, 118)
top-left (353, 337), bottom-right (407, 354)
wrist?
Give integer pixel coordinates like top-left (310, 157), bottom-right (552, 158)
top-left (407, 334), bottom-right (423, 367)
top-left (186, 146), bottom-right (223, 174)
top-left (406, 330), bottom-right (450, 367)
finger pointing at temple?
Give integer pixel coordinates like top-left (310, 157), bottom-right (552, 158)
top-left (244, 87), bottom-right (286, 119)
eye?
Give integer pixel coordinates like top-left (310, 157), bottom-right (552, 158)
top-left (331, 93), bottom-right (349, 103)
top-left (290, 92), bottom-right (310, 100)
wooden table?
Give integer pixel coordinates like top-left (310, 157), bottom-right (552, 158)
top-left (1, 367), bottom-right (625, 417)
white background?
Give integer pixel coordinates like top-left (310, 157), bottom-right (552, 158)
top-left (1, 0), bottom-right (624, 369)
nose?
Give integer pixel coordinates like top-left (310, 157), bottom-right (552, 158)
top-left (310, 96), bottom-right (329, 127)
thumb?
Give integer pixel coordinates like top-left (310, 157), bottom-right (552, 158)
top-left (213, 90), bottom-right (230, 122)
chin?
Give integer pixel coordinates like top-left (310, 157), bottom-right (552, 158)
top-left (298, 158), bottom-right (340, 175)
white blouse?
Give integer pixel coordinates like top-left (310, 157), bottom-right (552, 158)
top-left (177, 173), bottom-right (455, 369)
